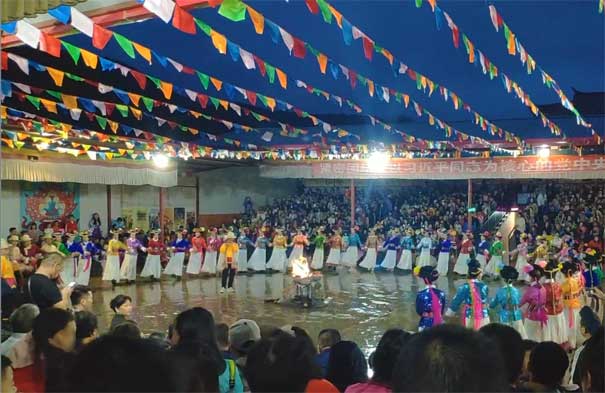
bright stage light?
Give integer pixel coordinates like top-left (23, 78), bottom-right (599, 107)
top-left (537, 146), bottom-right (551, 159)
top-left (367, 151), bottom-right (389, 172)
top-left (152, 153), bottom-right (169, 168)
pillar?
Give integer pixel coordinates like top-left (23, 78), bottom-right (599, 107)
top-left (159, 187), bottom-right (166, 242)
top-left (467, 179), bottom-right (473, 233)
top-left (106, 185), bottom-right (111, 232)
top-left (350, 179), bottom-right (356, 228)
top-left (195, 176), bottom-right (200, 226)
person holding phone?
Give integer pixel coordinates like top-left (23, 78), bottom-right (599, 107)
top-left (27, 254), bottom-right (73, 309)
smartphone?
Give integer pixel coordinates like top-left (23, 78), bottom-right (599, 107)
top-left (67, 281), bottom-right (77, 288)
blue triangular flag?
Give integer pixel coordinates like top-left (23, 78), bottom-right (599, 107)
top-left (100, 57), bottom-right (116, 71)
top-left (266, 20), bottom-right (280, 44)
top-left (122, 125), bottom-right (133, 135)
top-left (1, 21), bottom-right (17, 34)
top-left (342, 18), bottom-right (353, 46)
top-left (173, 85), bottom-right (185, 98)
top-left (79, 97), bottom-right (96, 113)
top-left (329, 61), bottom-right (340, 80)
top-left (227, 41), bottom-right (240, 62)
top-left (435, 6), bottom-right (444, 31)
top-left (113, 89), bottom-right (130, 104)
top-left (32, 62), bottom-right (46, 72)
top-left (224, 83), bottom-right (235, 100)
top-left (48, 5), bottom-right (72, 24)
top-left (1, 80), bottom-right (12, 97)
top-left (151, 50), bottom-right (168, 68)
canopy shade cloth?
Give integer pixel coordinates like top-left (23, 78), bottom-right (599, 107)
top-left (1, 0), bottom-right (87, 23)
top-left (1, 151), bottom-right (178, 186)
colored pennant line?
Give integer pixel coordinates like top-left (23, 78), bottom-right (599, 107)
top-left (32, 8), bottom-right (362, 142)
top-left (413, 0), bottom-right (567, 138)
top-left (137, 1), bottom-right (502, 151)
top-left (221, 0), bottom-right (523, 146)
top-left (487, 5), bottom-right (596, 138)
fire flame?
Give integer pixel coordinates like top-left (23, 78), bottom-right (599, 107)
top-left (291, 257), bottom-right (312, 279)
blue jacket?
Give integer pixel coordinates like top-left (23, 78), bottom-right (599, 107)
top-left (450, 280), bottom-right (489, 319)
top-left (490, 285), bottom-right (523, 323)
top-left (416, 286), bottom-right (446, 329)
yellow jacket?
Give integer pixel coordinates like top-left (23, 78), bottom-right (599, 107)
top-left (561, 277), bottom-right (582, 309)
top-left (217, 242), bottom-right (239, 270)
top-left (107, 239), bottom-right (126, 256)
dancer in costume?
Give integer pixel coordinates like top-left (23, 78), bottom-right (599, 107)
top-left (218, 232), bottom-right (239, 293)
top-left (543, 261), bottom-right (567, 345)
top-left (583, 249), bottom-right (604, 323)
top-left (396, 228), bottom-right (414, 271)
top-left (341, 227), bottom-right (361, 269)
top-left (121, 229), bottom-right (145, 284)
top-left (490, 266), bottom-right (527, 339)
top-left (164, 230), bottom-right (189, 279)
top-left (485, 232), bottom-right (505, 279)
top-left (40, 230), bottom-right (60, 256)
top-left (359, 229), bottom-right (379, 271)
top-left (103, 230), bottom-right (126, 287)
top-left (453, 232), bottom-right (474, 275)
top-left (66, 233), bottom-right (84, 284)
top-left (186, 228), bottom-right (206, 276)
top-left (289, 229), bottom-right (309, 267)
top-left (560, 262), bottom-right (583, 349)
top-left (520, 262), bottom-right (549, 342)
top-left (534, 236), bottom-right (549, 261)
top-left (476, 232), bottom-right (491, 269)
top-left (141, 230), bottom-right (163, 280)
top-left (20, 234), bottom-right (40, 270)
top-left (88, 212), bottom-right (103, 240)
top-left (379, 229), bottom-right (399, 271)
top-left (326, 229), bottom-right (343, 271)
top-left (267, 229), bottom-right (288, 272)
top-left (201, 229), bottom-right (221, 275)
top-left (416, 229), bottom-right (433, 268)
top-left (514, 234), bottom-right (531, 283)
top-left (236, 228), bottom-right (254, 272)
top-left (310, 227), bottom-right (326, 270)
top-left (435, 230), bottom-right (453, 276)
top-left (414, 265), bottom-right (446, 331)
top-left (446, 259), bottom-right (490, 330)
top-left (53, 232), bottom-right (69, 257)
top-left (77, 231), bottom-right (99, 286)
top-left (248, 229), bottom-right (268, 272)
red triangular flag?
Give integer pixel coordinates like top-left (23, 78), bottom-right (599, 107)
top-left (362, 37), bottom-right (374, 61)
top-left (452, 26), bottom-right (460, 48)
top-left (181, 66), bottom-right (195, 75)
top-left (292, 38), bottom-right (306, 59)
top-left (406, 69), bottom-right (417, 81)
top-left (130, 70), bottom-right (147, 90)
top-left (349, 70), bottom-right (357, 88)
top-left (167, 121), bottom-right (177, 129)
top-left (105, 102), bottom-right (115, 116)
top-left (1, 51), bottom-right (8, 71)
top-left (172, 6), bottom-right (196, 34)
top-left (254, 56), bottom-right (266, 76)
top-left (197, 94), bottom-right (208, 109)
top-left (40, 32), bottom-right (61, 58)
top-left (92, 25), bottom-right (113, 50)
top-left (305, 0), bottom-right (319, 14)
top-left (246, 90), bottom-right (257, 106)
top-left (205, 0), bottom-right (224, 7)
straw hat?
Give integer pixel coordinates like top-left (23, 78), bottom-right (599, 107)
top-left (8, 235), bottom-right (19, 242)
top-left (20, 234), bottom-right (32, 243)
top-left (42, 232), bottom-right (53, 240)
top-left (192, 228), bottom-right (201, 233)
top-left (80, 230), bottom-right (89, 237)
top-left (226, 232), bottom-right (236, 240)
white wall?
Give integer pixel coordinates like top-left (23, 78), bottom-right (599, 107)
top-left (1, 180), bottom-right (20, 232)
top-left (197, 166), bottom-right (298, 214)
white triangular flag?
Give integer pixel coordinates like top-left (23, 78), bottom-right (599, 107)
top-left (185, 89), bottom-right (197, 101)
top-left (229, 103), bottom-right (241, 116)
top-left (98, 83), bottom-right (113, 94)
top-left (261, 131), bottom-right (273, 142)
top-left (8, 53), bottom-right (29, 75)
top-left (92, 100), bottom-right (107, 115)
top-left (167, 104), bottom-right (177, 113)
top-left (351, 26), bottom-right (363, 40)
top-left (143, 0), bottom-right (175, 23)
top-left (279, 27), bottom-right (294, 54)
top-left (167, 58), bottom-right (183, 72)
top-left (70, 108), bottom-right (82, 120)
top-left (86, 151), bottom-right (97, 160)
top-left (71, 7), bottom-right (94, 37)
top-left (13, 82), bottom-right (31, 94)
top-left (239, 48), bottom-right (256, 69)
top-left (16, 20), bottom-right (40, 49)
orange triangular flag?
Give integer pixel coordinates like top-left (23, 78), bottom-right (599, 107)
top-left (61, 94), bottom-right (78, 109)
top-left (108, 120), bottom-right (119, 134)
top-left (81, 50), bottom-right (98, 69)
top-left (130, 107), bottom-right (142, 120)
top-left (276, 68), bottom-right (287, 89)
top-left (127, 93), bottom-right (141, 107)
top-left (105, 152), bottom-right (114, 160)
top-left (132, 42), bottom-right (152, 63)
top-left (47, 67), bottom-right (65, 87)
top-left (328, 5), bottom-right (343, 28)
top-left (159, 81), bottom-right (173, 99)
top-left (507, 33), bottom-right (516, 55)
top-left (265, 97), bottom-right (276, 111)
top-left (367, 80), bottom-right (375, 97)
top-left (317, 53), bottom-right (328, 74)
top-left (219, 100), bottom-right (228, 110)
top-left (210, 30), bottom-right (227, 54)
top-left (61, 123), bottom-right (72, 132)
top-left (246, 6), bottom-right (264, 34)
top-left (41, 99), bottom-right (58, 113)
top-left (210, 77), bottom-right (223, 91)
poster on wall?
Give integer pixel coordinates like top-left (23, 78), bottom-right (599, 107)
top-left (20, 182), bottom-right (80, 231)
top-left (162, 208), bottom-right (174, 231)
top-left (134, 208), bottom-right (149, 231)
top-left (174, 208), bottom-right (185, 229)
top-left (186, 211), bottom-right (197, 231)
top-left (148, 208), bottom-right (160, 231)
top-left (121, 208), bottom-right (134, 230)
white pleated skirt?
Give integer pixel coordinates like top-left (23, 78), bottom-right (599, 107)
top-left (61, 256), bottom-right (77, 284)
top-left (380, 250), bottom-right (397, 270)
top-left (102, 255), bottom-right (121, 281)
top-left (248, 248), bottom-right (266, 272)
top-left (164, 252), bottom-right (185, 276)
top-left (289, 245), bottom-right (304, 263)
top-left (476, 254), bottom-right (486, 269)
top-left (120, 253), bottom-right (138, 281)
top-left (464, 316), bottom-right (491, 330)
top-left (141, 254), bottom-right (162, 279)
top-left (453, 253), bottom-right (470, 275)
top-left (546, 313), bottom-right (568, 344)
top-left (524, 319), bottom-right (549, 342)
top-left (506, 319), bottom-right (528, 339)
top-left (311, 248), bottom-right (325, 270)
top-left (326, 248), bottom-right (341, 266)
top-left (397, 249), bottom-right (413, 270)
top-left (341, 247), bottom-right (359, 267)
top-left (359, 248), bottom-right (377, 270)
top-left (516, 256), bottom-right (530, 282)
top-left (201, 251), bottom-right (217, 274)
top-left (417, 249), bottom-right (432, 267)
top-left (564, 307), bottom-right (582, 348)
top-left (237, 249), bottom-right (248, 271)
top-left (485, 255), bottom-right (502, 276)
top-left (267, 248), bottom-right (287, 272)
top-left (436, 251), bottom-right (450, 275)
top-left (76, 256), bottom-right (92, 286)
top-left (186, 252), bottom-right (203, 275)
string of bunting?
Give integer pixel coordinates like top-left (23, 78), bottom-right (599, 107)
top-left (212, 0), bottom-right (523, 146)
top-left (134, 0), bottom-right (504, 150)
top-left (298, 0), bottom-right (567, 140)
top-left (487, 4), bottom-right (597, 138)
top-left (0, 18), bottom-right (361, 144)
top-left (600, 0), bottom-right (604, 14)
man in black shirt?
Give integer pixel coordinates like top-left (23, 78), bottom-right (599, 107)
top-left (27, 254), bottom-right (73, 309)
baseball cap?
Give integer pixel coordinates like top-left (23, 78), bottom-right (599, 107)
top-left (229, 319), bottom-right (261, 353)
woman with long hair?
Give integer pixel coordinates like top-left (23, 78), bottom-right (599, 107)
top-left (520, 262), bottom-right (549, 342)
top-left (414, 266), bottom-right (446, 331)
top-left (490, 266), bottom-right (527, 339)
top-left (88, 213), bottom-right (102, 240)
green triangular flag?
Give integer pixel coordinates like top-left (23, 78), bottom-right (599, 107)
top-left (141, 96), bottom-right (154, 112)
top-left (218, 0), bottom-right (247, 22)
top-left (415, 0), bottom-right (422, 8)
top-left (306, 44), bottom-right (319, 57)
top-left (179, 125), bottom-right (188, 132)
top-left (316, 0), bottom-right (332, 23)
top-left (47, 90), bottom-right (62, 100)
top-left (26, 95), bottom-right (41, 110)
top-left (62, 42), bottom-right (81, 65)
top-left (194, 19), bottom-right (212, 36)
top-left (147, 76), bottom-right (162, 89)
top-left (251, 112), bottom-right (263, 121)
top-left (210, 97), bottom-right (220, 109)
top-left (257, 94), bottom-right (268, 108)
top-left (416, 77), bottom-right (422, 90)
top-left (116, 104), bottom-right (129, 117)
top-left (66, 73), bottom-right (84, 82)
top-left (196, 71), bottom-right (210, 90)
top-left (95, 116), bottom-right (108, 130)
top-left (265, 63), bottom-right (276, 84)
top-left (113, 33), bottom-right (135, 59)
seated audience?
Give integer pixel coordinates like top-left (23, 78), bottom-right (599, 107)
top-left (1, 304), bottom-right (39, 365)
top-left (525, 342), bottom-right (569, 393)
top-left (109, 294), bottom-right (135, 331)
top-left (110, 322), bottom-right (142, 339)
top-left (74, 311), bottom-right (98, 351)
top-left (316, 328), bottom-right (342, 376)
top-left (70, 285), bottom-right (93, 312)
top-left (26, 254), bottom-right (73, 309)
top-left (326, 341), bottom-right (368, 392)
top-left (520, 340), bottom-right (539, 384)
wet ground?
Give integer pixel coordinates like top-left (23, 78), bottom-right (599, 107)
top-left (90, 270), bottom-right (505, 355)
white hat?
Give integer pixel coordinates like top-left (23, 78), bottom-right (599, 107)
top-left (1, 238), bottom-right (9, 249)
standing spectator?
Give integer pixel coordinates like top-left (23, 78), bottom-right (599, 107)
top-left (74, 311), bottom-right (98, 351)
top-left (1, 356), bottom-right (17, 393)
top-left (109, 294), bottom-right (135, 331)
top-left (229, 319), bottom-right (261, 368)
top-left (70, 285), bottom-right (93, 312)
top-left (216, 323), bottom-right (233, 359)
top-left (315, 329), bottom-right (341, 376)
top-left (578, 330), bottom-right (604, 393)
top-left (569, 306), bottom-right (602, 387)
top-left (479, 324), bottom-right (524, 391)
top-left (326, 341), bottom-right (368, 392)
top-left (525, 342), bottom-right (568, 392)
top-left (1, 304), bottom-right (39, 364)
top-left (26, 254), bottom-right (73, 309)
